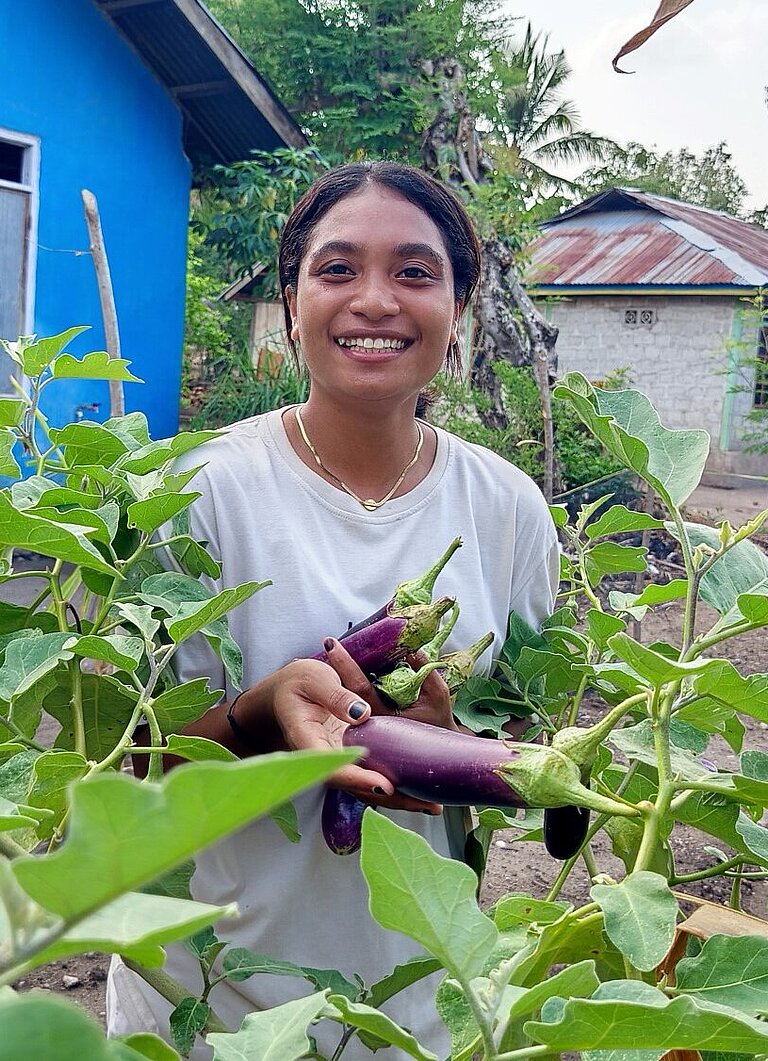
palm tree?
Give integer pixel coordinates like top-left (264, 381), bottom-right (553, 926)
top-left (493, 23), bottom-right (616, 197)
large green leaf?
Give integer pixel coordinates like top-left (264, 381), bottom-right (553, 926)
top-left (150, 680), bottom-right (222, 735)
top-left (0, 990), bottom-right (114, 1061)
top-left (674, 792), bottom-right (768, 868)
top-left (18, 326), bottom-right (90, 376)
top-left (367, 955), bottom-right (442, 1007)
top-left (590, 872), bottom-right (678, 972)
top-left (554, 373), bottom-right (709, 508)
top-left (49, 422), bottom-right (130, 469)
top-left (127, 493), bottom-right (200, 535)
top-left (51, 351), bottom-right (142, 382)
top-left (608, 632), bottom-right (714, 688)
top-left (360, 811), bottom-right (497, 980)
top-left (44, 673), bottom-right (138, 760)
top-left (610, 721), bottom-right (712, 780)
top-left (327, 995), bottom-right (438, 1061)
top-left (164, 582), bottom-right (268, 645)
top-left (676, 935), bottom-right (768, 1015)
top-left (525, 979), bottom-right (768, 1053)
top-left (26, 751), bottom-right (88, 839)
top-left (585, 505), bottom-right (664, 539)
top-left (220, 947), bottom-right (359, 998)
top-left (118, 431), bottom-right (220, 476)
top-left (13, 750), bottom-right (352, 919)
top-left (584, 542), bottom-right (648, 586)
top-left (0, 632), bottom-right (74, 702)
top-left (206, 992), bottom-right (330, 1061)
top-left (70, 634), bottom-right (145, 673)
top-left (0, 494), bottom-right (117, 574)
top-left (680, 523), bottom-right (768, 618)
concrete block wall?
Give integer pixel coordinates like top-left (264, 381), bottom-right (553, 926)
top-left (544, 295), bottom-right (743, 469)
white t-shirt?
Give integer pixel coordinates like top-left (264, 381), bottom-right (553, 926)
top-left (107, 408), bottom-right (559, 1060)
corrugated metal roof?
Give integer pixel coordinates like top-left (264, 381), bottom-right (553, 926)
top-left (528, 188), bottom-right (768, 289)
top-left (92, 0), bottom-right (306, 170)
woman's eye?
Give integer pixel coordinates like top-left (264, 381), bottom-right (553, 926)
top-left (399, 266), bottom-right (431, 280)
top-left (321, 263), bottom-right (354, 276)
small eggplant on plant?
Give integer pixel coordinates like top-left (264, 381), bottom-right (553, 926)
top-left (341, 537), bottom-right (462, 640)
top-left (374, 659), bottom-right (447, 708)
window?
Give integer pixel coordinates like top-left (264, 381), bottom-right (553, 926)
top-left (0, 128), bottom-right (39, 393)
top-left (754, 312), bottom-right (768, 409)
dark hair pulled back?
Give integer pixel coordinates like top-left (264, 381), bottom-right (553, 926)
top-left (278, 161), bottom-right (483, 381)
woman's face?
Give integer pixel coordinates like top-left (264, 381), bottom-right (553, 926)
top-left (286, 185), bottom-right (461, 409)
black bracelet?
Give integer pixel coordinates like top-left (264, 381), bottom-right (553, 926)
top-left (226, 690), bottom-right (259, 751)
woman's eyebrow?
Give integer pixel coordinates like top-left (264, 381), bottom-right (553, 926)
top-left (393, 243), bottom-right (446, 269)
top-left (307, 240), bottom-right (361, 265)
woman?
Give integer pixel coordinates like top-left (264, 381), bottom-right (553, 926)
top-left (108, 162), bottom-right (559, 1059)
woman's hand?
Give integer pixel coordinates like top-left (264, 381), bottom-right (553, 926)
top-left (264, 656), bottom-right (442, 816)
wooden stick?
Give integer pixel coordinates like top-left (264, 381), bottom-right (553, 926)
top-left (81, 190), bottom-right (124, 417)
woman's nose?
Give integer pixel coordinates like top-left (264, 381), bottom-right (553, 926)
top-left (348, 276), bottom-right (400, 319)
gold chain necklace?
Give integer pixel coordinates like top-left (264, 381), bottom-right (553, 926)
top-left (294, 406), bottom-right (424, 512)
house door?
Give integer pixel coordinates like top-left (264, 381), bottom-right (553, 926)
top-left (0, 133), bottom-right (37, 394)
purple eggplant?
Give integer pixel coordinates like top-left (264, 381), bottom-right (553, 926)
top-left (341, 538), bottom-right (462, 640)
top-left (342, 715), bottom-right (528, 807)
top-left (322, 788), bottom-right (366, 855)
top-left (543, 806), bottom-right (590, 861)
top-left (313, 596), bottom-right (455, 676)
top-left (342, 716), bottom-right (642, 817)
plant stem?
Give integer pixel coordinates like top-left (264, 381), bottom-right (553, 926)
top-left (671, 856), bottom-right (744, 885)
top-left (670, 509), bottom-right (697, 654)
top-left (329, 1026), bottom-right (357, 1061)
top-left (495, 1045), bottom-right (556, 1059)
top-left (0, 834), bottom-right (27, 859)
top-left (634, 688), bottom-right (676, 873)
top-left (122, 958), bottom-right (231, 1035)
top-left (457, 976), bottom-right (496, 1061)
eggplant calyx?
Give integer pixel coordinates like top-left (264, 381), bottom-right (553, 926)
top-left (421, 603), bottom-right (460, 662)
top-left (551, 700), bottom-right (633, 778)
top-left (441, 631), bottom-right (495, 693)
top-left (496, 745), bottom-right (641, 818)
top-left (397, 596), bottom-right (456, 652)
top-left (392, 537), bottom-right (463, 611)
top-left (375, 660), bottom-right (446, 707)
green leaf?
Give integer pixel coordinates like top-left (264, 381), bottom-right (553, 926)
top-left (524, 979), bottom-right (768, 1053)
top-left (20, 326), bottom-right (90, 376)
top-left (586, 610), bottom-right (626, 652)
top-left (693, 661), bottom-right (768, 723)
top-left (139, 860), bottom-right (194, 901)
top-left (513, 906), bottom-right (624, 988)
top-left (52, 350), bottom-right (142, 382)
top-left (367, 955), bottom-right (442, 1007)
top-left (634, 579), bottom-right (689, 607)
top-left (117, 1035), bottom-right (180, 1061)
top-left (32, 891), bottom-right (237, 970)
top-left (0, 792), bottom-right (38, 830)
top-left (170, 997), bottom-right (209, 1056)
top-left (554, 373), bottom-right (709, 508)
top-left (0, 398), bottom-right (25, 428)
top-left (70, 634), bottom-right (144, 673)
top-left (584, 542), bottom-right (648, 586)
top-left (49, 422), bottom-right (130, 469)
top-left (13, 749), bottom-right (354, 919)
top-left (548, 504), bottom-right (568, 527)
top-left (269, 800), bottom-right (300, 843)
top-left (127, 493), bottom-right (200, 535)
top-left (735, 593), bottom-right (768, 626)
top-left (44, 673), bottom-right (138, 760)
top-left (502, 611), bottom-right (548, 667)
top-left (0, 494), bottom-right (117, 574)
top-left (610, 721), bottom-right (712, 780)
top-left (118, 431), bottom-right (221, 476)
top-left (26, 751), bottom-right (88, 839)
top-left (514, 646), bottom-right (576, 696)
top-left (608, 632), bottom-right (714, 687)
top-left (0, 632), bottom-right (75, 702)
top-left (327, 995), bottom-right (438, 1061)
top-left (0, 430), bottom-right (20, 480)
top-left (150, 680), bottom-right (222, 735)
top-left (0, 991), bottom-right (114, 1061)
top-left (360, 810), bottom-right (497, 980)
top-left (164, 582), bottom-right (269, 645)
top-left (590, 872), bottom-right (678, 972)
top-left (674, 793), bottom-right (768, 868)
top-left (505, 959), bottom-right (600, 1023)
top-left (163, 734), bottom-right (237, 763)
top-left (492, 895), bottom-right (571, 932)
top-left (206, 992), bottom-right (329, 1061)
top-left (113, 603), bottom-right (160, 643)
top-left (681, 523), bottom-right (768, 618)
top-left (220, 947), bottom-right (359, 999)
top-left (585, 505), bottom-right (664, 539)
top-left (676, 935), bottom-right (768, 1015)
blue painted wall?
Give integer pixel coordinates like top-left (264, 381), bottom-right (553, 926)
top-left (0, 0), bottom-right (191, 440)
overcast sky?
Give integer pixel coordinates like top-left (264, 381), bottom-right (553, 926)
top-left (504, 0), bottom-right (767, 210)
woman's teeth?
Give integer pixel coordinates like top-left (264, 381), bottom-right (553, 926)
top-left (336, 337), bottom-right (407, 350)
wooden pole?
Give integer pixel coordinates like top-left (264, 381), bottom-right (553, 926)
top-left (81, 190), bottom-right (124, 418)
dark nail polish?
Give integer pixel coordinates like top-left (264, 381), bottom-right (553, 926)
top-left (372, 786), bottom-right (386, 795)
top-left (324, 637), bottom-right (335, 652)
top-left (348, 702), bottom-right (366, 720)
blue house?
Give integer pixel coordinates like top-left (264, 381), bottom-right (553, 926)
top-left (0, 0), bottom-right (304, 440)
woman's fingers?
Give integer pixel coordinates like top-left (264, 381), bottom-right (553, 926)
top-left (322, 637), bottom-right (376, 699)
top-left (330, 763), bottom-right (442, 814)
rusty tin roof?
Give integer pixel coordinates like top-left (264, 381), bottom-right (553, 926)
top-left (528, 188), bottom-right (768, 291)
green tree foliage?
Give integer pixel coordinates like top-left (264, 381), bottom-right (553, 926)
top-left (206, 0), bottom-right (510, 163)
top-left (579, 140), bottom-right (752, 216)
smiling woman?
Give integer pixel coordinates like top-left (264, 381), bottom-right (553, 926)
top-left (107, 162), bottom-right (560, 1060)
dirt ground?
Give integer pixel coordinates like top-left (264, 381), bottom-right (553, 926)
top-left (12, 480), bottom-right (768, 1029)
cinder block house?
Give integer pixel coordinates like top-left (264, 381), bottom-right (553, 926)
top-left (0, 0), bottom-right (304, 440)
top-left (528, 188), bottom-right (768, 477)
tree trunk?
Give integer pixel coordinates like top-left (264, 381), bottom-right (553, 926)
top-left (420, 59), bottom-right (560, 499)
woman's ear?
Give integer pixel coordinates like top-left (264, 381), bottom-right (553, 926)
top-left (285, 286), bottom-right (300, 340)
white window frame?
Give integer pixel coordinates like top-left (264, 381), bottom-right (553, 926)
top-left (0, 126), bottom-right (40, 374)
